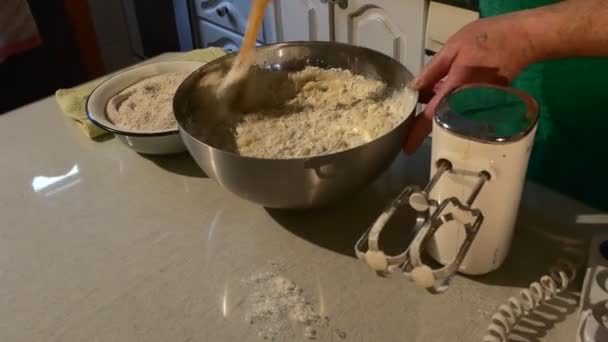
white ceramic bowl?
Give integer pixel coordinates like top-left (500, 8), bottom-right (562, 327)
top-left (87, 60), bottom-right (205, 155)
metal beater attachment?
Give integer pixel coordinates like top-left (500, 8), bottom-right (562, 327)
top-left (355, 159), bottom-right (489, 293)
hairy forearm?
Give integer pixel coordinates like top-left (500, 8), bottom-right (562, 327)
top-left (515, 0), bottom-right (608, 62)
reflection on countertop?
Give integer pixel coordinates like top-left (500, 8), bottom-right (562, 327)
top-left (32, 164), bottom-right (81, 196)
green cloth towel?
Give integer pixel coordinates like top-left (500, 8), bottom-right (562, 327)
top-left (55, 47), bottom-right (226, 139)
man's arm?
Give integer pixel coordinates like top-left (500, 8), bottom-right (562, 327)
top-left (403, 0), bottom-right (608, 154)
top-left (519, 0), bottom-right (608, 62)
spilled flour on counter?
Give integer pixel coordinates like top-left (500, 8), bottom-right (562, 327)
top-left (243, 263), bottom-right (346, 341)
top-left (106, 72), bottom-right (189, 131)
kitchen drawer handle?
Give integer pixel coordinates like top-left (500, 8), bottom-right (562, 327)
top-left (216, 6), bottom-right (229, 17)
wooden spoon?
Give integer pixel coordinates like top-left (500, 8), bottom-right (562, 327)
top-left (216, 0), bottom-right (270, 100)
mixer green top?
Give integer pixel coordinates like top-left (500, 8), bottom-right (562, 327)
top-left (439, 85), bottom-right (538, 142)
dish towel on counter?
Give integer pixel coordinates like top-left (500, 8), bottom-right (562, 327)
top-left (55, 47), bottom-right (227, 139)
top-left (0, 0), bottom-right (42, 62)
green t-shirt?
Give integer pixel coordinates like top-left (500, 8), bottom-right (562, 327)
top-left (480, 0), bottom-right (608, 211)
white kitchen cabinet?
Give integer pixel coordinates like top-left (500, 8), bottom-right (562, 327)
top-left (192, 0), bottom-right (427, 72)
top-left (333, 0), bottom-right (427, 75)
top-left (195, 0), bottom-right (276, 43)
top-left (274, 0), bottom-right (331, 42)
top-left (426, 1), bottom-right (478, 54)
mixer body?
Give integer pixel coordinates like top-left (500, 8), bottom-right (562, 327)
top-left (428, 119), bottom-right (537, 275)
top-left (355, 83), bottom-right (540, 292)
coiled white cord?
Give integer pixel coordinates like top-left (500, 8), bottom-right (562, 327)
top-left (482, 259), bottom-right (578, 342)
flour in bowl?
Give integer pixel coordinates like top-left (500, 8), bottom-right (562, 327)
top-left (190, 66), bottom-right (415, 159)
top-left (106, 72), bottom-right (189, 131)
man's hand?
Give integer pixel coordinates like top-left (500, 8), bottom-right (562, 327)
top-left (404, 0), bottom-right (608, 154)
top-left (404, 13), bottom-right (536, 154)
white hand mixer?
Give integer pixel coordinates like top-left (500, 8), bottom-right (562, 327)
top-left (355, 83), bottom-right (542, 292)
top-left (355, 84), bottom-right (586, 341)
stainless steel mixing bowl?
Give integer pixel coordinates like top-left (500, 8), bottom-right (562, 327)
top-left (173, 41), bottom-right (418, 209)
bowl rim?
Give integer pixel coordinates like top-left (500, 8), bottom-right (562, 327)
top-left (175, 41), bottom-right (420, 162)
top-left (86, 60), bottom-right (205, 137)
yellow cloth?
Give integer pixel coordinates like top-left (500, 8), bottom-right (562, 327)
top-left (55, 47), bottom-right (226, 139)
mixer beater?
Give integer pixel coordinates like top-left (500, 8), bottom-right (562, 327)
top-left (356, 84), bottom-right (541, 293)
top-left (356, 158), bottom-right (490, 292)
